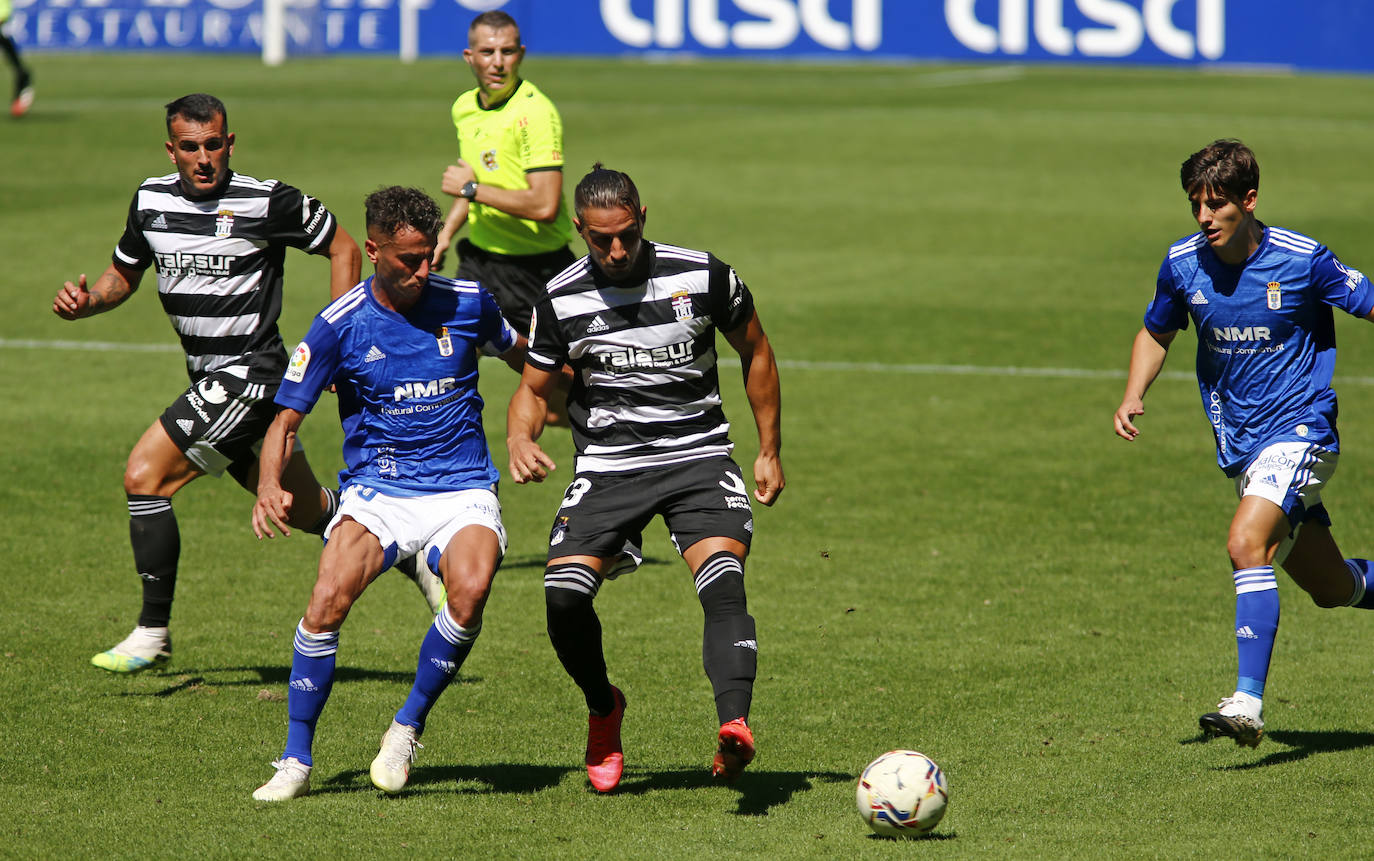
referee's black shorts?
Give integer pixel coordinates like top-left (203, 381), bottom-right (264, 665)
top-left (454, 239), bottom-right (575, 336)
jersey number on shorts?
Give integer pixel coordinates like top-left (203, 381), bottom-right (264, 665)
top-left (560, 477), bottom-right (593, 508)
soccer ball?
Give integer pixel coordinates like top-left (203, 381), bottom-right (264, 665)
top-left (855, 750), bottom-right (948, 837)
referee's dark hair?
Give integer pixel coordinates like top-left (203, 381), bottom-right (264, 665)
top-left (364, 186), bottom-right (443, 240)
top-left (469, 10), bottom-right (519, 38)
top-left (574, 163), bottom-right (643, 223)
top-left (165, 93), bottom-right (227, 135)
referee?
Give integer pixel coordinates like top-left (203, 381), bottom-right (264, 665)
top-left (435, 10), bottom-right (574, 421)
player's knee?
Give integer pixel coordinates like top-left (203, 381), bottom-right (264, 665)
top-left (443, 564), bottom-right (494, 612)
top-left (123, 457), bottom-right (162, 496)
top-left (304, 577), bottom-right (360, 630)
top-left (1225, 532), bottom-right (1271, 569)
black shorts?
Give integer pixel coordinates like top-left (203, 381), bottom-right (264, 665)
top-left (547, 457), bottom-right (754, 562)
top-left (454, 238), bottom-right (575, 336)
top-left (158, 369), bottom-right (279, 481)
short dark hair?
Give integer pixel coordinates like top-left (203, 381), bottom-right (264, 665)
top-left (470, 10), bottom-right (519, 40)
top-left (1180, 139), bottom-right (1259, 201)
top-left (364, 186), bottom-right (442, 240)
top-left (165, 93), bottom-right (227, 136)
top-left (574, 163), bottom-right (643, 223)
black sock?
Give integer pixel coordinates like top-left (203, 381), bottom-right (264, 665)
top-left (0, 35), bottom-right (29, 93)
top-left (129, 495), bottom-right (179, 628)
top-left (696, 552), bottom-right (756, 724)
top-left (545, 563), bottom-right (614, 714)
top-left (306, 486), bottom-right (338, 535)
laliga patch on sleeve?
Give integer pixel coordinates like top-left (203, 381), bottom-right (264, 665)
top-left (285, 342), bottom-right (311, 383)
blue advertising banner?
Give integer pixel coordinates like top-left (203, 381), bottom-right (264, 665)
top-left (8, 0), bottom-right (1374, 74)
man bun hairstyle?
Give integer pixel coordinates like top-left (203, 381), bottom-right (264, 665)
top-left (1181, 139), bottom-right (1259, 202)
top-left (574, 162), bottom-right (642, 223)
top-left (165, 93), bottom-right (227, 135)
top-left (364, 186), bottom-right (443, 240)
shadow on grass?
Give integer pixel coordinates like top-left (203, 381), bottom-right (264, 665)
top-left (310, 763), bottom-right (851, 816)
top-left (864, 831), bottom-right (958, 842)
top-left (1185, 728), bottom-right (1374, 770)
top-left (114, 665), bottom-right (482, 697)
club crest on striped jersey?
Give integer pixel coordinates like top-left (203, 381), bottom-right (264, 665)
top-left (1266, 281), bottom-right (1282, 310)
top-left (672, 290), bottom-right (693, 322)
top-left (436, 326), bottom-right (454, 357)
top-left (215, 209), bottom-right (234, 238)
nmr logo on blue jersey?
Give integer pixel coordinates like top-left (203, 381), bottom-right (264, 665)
top-left (1146, 226), bottom-right (1374, 477)
top-left (276, 275), bottom-right (516, 496)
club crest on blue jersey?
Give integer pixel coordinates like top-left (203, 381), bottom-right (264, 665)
top-left (672, 291), bottom-right (693, 322)
top-left (436, 326), bottom-right (454, 357)
top-left (1267, 281), bottom-right (1282, 310)
top-left (215, 210), bottom-right (234, 238)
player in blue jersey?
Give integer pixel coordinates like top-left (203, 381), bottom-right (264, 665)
top-left (250, 186), bottom-right (527, 801)
top-left (1114, 139), bottom-right (1374, 748)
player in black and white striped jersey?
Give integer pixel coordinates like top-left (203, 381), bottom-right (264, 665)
top-left (506, 163), bottom-right (784, 792)
top-left (52, 94), bottom-right (375, 674)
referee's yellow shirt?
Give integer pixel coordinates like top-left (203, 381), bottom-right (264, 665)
top-left (451, 79), bottom-right (575, 257)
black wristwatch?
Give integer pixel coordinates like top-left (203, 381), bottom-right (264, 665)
top-left (460, 180), bottom-right (479, 201)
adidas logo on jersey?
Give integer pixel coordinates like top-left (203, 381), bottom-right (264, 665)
top-left (176, 418), bottom-right (195, 436)
top-left (586, 315), bottom-right (610, 334)
top-left (364, 345), bottom-right (386, 363)
top-left (150, 213), bottom-right (168, 230)
top-left (1235, 625), bottom-right (1259, 640)
top-left (1189, 290), bottom-right (1208, 305)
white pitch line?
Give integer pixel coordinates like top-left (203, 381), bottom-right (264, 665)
top-left (9, 337), bottom-right (1374, 387)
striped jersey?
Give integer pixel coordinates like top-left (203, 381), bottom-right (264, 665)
top-left (527, 242), bottom-right (756, 473)
top-left (275, 275), bottom-right (517, 496)
top-left (113, 171), bottom-right (339, 385)
top-left (1145, 224), bottom-right (1374, 476)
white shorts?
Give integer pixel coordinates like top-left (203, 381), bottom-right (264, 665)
top-left (325, 484), bottom-right (507, 570)
top-left (1234, 441), bottom-right (1337, 560)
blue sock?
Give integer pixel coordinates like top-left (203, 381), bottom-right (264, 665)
top-left (283, 622), bottom-right (339, 766)
top-left (1233, 566), bottom-right (1279, 700)
top-left (394, 606), bottom-right (480, 733)
top-left (1345, 559), bottom-right (1374, 609)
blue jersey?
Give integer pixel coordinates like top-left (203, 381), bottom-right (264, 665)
top-left (276, 275), bottom-right (517, 496)
top-left (1145, 225), bottom-right (1374, 477)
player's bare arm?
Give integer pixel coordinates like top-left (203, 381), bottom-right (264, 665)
top-left (1114, 326), bottom-right (1177, 441)
top-left (433, 193), bottom-right (471, 269)
top-left (253, 407), bottom-right (306, 539)
top-left (496, 333), bottom-right (530, 375)
top-left (52, 262), bottom-right (142, 319)
top-left (441, 160), bottom-right (562, 222)
top-left (724, 311), bottom-right (785, 506)
top-left (506, 363), bottom-right (559, 484)
top-left (324, 225), bottom-right (363, 300)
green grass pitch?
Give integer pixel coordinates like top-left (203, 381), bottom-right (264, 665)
top-left (5, 54), bottom-right (1374, 858)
